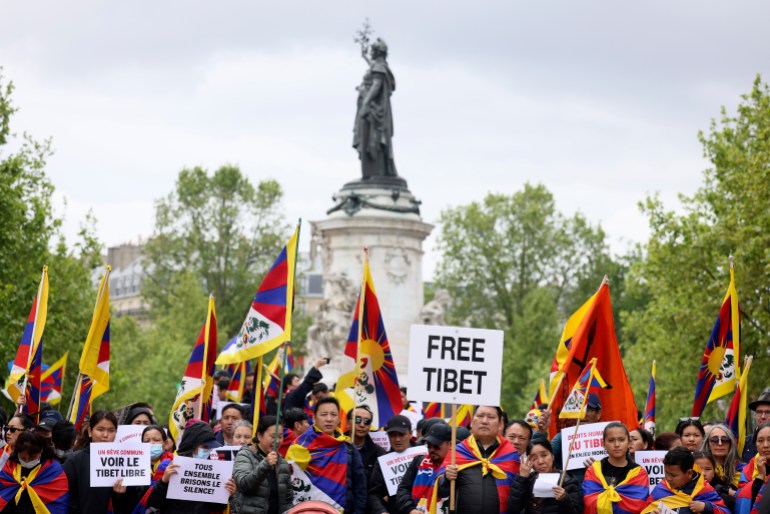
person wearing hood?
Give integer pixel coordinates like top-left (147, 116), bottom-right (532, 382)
top-left (125, 407), bottom-right (156, 426)
top-left (147, 421), bottom-right (236, 514)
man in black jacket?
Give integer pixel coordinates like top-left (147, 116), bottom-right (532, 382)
top-left (369, 415), bottom-right (416, 514)
top-left (281, 358), bottom-right (327, 414)
top-left (351, 405), bottom-right (388, 483)
top-left (395, 422), bottom-right (452, 514)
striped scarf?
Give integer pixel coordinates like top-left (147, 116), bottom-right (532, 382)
top-left (411, 456), bottom-right (441, 513)
top-left (642, 471), bottom-right (730, 514)
top-left (0, 459), bottom-right (69, 514)
top-left (583, 460), bottom-right (650, 514)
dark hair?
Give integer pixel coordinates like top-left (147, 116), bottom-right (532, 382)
top-left (526, 440), bottom-right (554, 456)
top-left (675, 418), bottom-right (705, 437)
top-left (473, 405), bottom-right (504, 421)
top-left (655, 431), bottom-right (681, 451)
top-left (283, 373), bottom-right (299, 390)
top-left (755, 422), bottom-right (770, 437)
top-left (313, 396), bottom-right (340, 415)
top-left (10, 413), bottom-right (34, 430)
top-left (142, 425), bottom-right (167, 442)
top-left (692, 451), bottom-right (716, 467)
top-left (257, 415), bottom-right (282, 435)
top-left (220, 403), bottom-right (244, 417)
top-left (505, 420), bottom-right (533, 438)
top-left (602, 422), bottom-right (629, 440)
top-left (312, 383), bottom-right (329, 395)
top-left (663, 445), bottom-right (695, 472)
top-left (631, 427), bottom-right (654, 450)
top-left (12, 430), bottom-right (57, 462)
top-left (163, 424), bottom-right (176, 452)
top-left (400, 387), bottom-right (407, 394)
top-left (284, 408), bottom-right (309, 429)
top-left (51, 420), bottom-right (76, 452)
top-left (75, 410), bottom-right (118, 448)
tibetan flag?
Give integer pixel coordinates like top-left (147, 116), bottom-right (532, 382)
top-left (548, 280), bottom-right (638, 436)
top-left (726, 356), bottom-right (752, 456)
top-left (168, 295), bottom-right (217, 443)
top-left (641, 470), bottom-right (730, 514)
top-left (583, 460), bottom-right (650, 514)
top-left (225, 360), bottom-right (247, 402)
top-left (25, 337), bottom-right (44, 421)
top-left (285, 426), bottom-right (349, 511)
top-left (334, 252), bottom-right (402, 429)
top-left (692, 262), bottom-right (741, 416)
top-left (41, 352), bottom-right (67, 405)
top-left (559, 357), bottom-right (608, 419)
top-left (643, 360), bottom-right (656, 436)
top-left (531, 378), bottom-right (548, 410)
top-left (69, 266), bottom-right (111, 430)
top-left (251, 355), bottom-right (266, 436)
top-left (217, 225), bottom-right (299, 364)
top-left (265, 343), bottom-right (295, 398)
top-left (0, 459), bottom-right (69, 514)
top-left (447, 404), bottom-right (473, 428)
top-left (423, 403), bottom-right (448, 419)
top-left (6, 266), bottom-right (49, 404)
top-left (548, 292), bottom-right (597, 402)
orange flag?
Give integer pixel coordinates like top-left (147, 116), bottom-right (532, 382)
top-left (548, 281), bottom-right (638, 436)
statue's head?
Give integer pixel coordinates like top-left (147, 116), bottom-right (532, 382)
top-left (370, 38), bottom-right (388, 59)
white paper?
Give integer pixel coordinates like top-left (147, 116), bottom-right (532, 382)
top-left (370, 431), bottom-right (391, 451)
top-left (560, 421), bottom-right (611, 470)
top-left (167, 456), bottom-right (233, 504)
top-left (378, 446), bottom-right (428, 496)
top-left (532, 473), bottom-right (560, 498)
top-left (90, 443), bottom-right (151, 487)
top-left (115, 424), bottom-right (146, 444)
top-left (657, 501), bottom-right (679, 514)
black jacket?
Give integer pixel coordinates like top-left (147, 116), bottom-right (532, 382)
top-left (62, 447), bottom-right (135, 514)
top-left (282, 367), bottom-right (323, 413)
top-left (358, 435), bottom-right (388, 481)
top-left (395, 455), bottom-right (439, 514)
top-left (368, 447), bottom-right (417, 514)
top-left (507, 471), bottom-right (583, 514)
top-left (436, 440), bottom-right (505, 514)
top-left (147, 478), bottom-right (229, 514)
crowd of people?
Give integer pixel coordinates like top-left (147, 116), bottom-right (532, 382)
top-left (2, 361), bottom-right (770, 514)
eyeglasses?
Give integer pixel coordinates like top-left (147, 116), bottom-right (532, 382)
top-left (756, 410), bottom-right (770, 417)
top-left (709, 436), bottom-right (730, 445)
top-left (4, 427), bottom-right (24, 434)
top-left (354, 416), bottom-right (373, 426)
top-left (679, 417), bottom-right (700, 422)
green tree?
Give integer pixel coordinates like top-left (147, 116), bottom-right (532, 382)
top-left (142, 165), bottom-right (288, 338)
top-left (622, 76), bottom-right (770, 429)
top-left (434, 183), bottom-right (616, 415)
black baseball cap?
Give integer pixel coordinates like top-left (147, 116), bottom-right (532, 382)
top-left (385, 415), bottom-right (411, 434)
top-left (36, 419), bottom-right (57, 433)
top-left (425, 423), bottom-right (452, 446)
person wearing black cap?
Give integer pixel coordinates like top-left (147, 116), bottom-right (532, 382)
top-left (743, 389), bottom-right (770, 462)
top-left (395, 422), bottom-right (452, 514)
top-left (368, 415), bottom-right (415, 514)
top-left (147, 421), bottom-right (236, 513)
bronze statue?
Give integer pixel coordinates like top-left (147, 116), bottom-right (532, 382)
top-left (353, 38), bottom-right (398, 180)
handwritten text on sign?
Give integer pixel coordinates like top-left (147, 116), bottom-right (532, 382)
top-left (560, 422), bottom-right (611, 471)
top-left (378, 446), bottom-right (428, 496)
top-left (635, 451), bottom-right (667, 492)
top-left (407, 325), bottom-right (504, 405)
top-left (167, 456), bottom-right (233, 504)
top-left (90, 443), bottom-right (151, 486)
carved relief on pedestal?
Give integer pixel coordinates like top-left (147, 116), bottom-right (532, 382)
top-left (305, 272), bottom-right (357, 366)
top-left (383, 247), bottom-right (410, 285)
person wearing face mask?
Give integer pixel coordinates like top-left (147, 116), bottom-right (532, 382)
top-left (0, 430), bottom-right (69, 514)
top-left (147, 421), bottom-right (236, 513)
top-left (50, 420), bottom-right (76, 461)
top-left (130, 425), bottom-right (176, 513)
top-left (508, 440), bottom-right (582, 514)
top-left (1, 414), bottom-right (33, 470)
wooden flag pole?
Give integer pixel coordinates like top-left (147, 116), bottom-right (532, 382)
top-left (559, 417), bottom-right (582, 487)
top-left (450, 402), bottom-right (458, 514)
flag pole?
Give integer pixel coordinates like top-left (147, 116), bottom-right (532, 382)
top-left (18, 266), bottom-right (48, 412)
top-left (449, 402), bottom-right (458, 514)
top-left (559, 417), bottom-right (582, 486)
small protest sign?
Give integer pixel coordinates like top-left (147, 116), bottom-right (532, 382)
top-left (370, 431), bottom-right (391, 451)
top-left (90, 443), bottom-right (151, 487)
top-left (407, 325), bottom-right (504, 406)
top-left (378, 446), bottom-right (428, 496)
top-left (401, 409), bottom-right (423, 435)
top-left (533, 473), bottom-right (560, 498)
top-left (635, 451), bottom-right (667, 492)
top-left (115, 424), bottom-right (146, 444)
top-left (560, 421), bottom-right (611, 471)
top-left (167, 456), bottom-right (233, 504)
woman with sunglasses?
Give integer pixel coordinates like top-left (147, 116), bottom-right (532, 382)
top-left (676, 418), bottom-right (705, 452)
top-left (1, 414), bottom-right (33, 470)
top-left (701, 424), bottom-right (743, 494)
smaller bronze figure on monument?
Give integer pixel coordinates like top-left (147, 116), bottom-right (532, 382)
top-left (353, 37), bottom-right (398, 180)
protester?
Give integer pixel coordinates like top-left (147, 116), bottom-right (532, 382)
top-left (642, 446), bottom-right (730, 514)
top-left (629, 427), bottom-right (653, 462)
top-left (233, 420), bottom-right (254, 446)
top-left (162, 424), bottom-right (177, 454)
top-left (693, 451), bottom-right (735, 512)
top-left (508, 440), bottom-right (582, 514)
top-left (282, 358), bottom-right (328, 413)
top-left (436, 405), bottom-right (520, 514)
top-left (51, 420), bottom-right (76, 460)
top-left (63, 410), bottom-right (135, 514)
top-left (655, 432), bottom-right (682, 451)
top-left (0, 430), bottom-right (69, 514)
top-left (744, 390), bottom-right (770, 462)
top-left (147, 421), bottom-right (236, 513)
top-left (582, 422), bottom-right (650, 514)
top-left (142, 425), bottom-right (173, 471)
top-left (349, 405), bottom-right (387, 481)
top-left (676, 418), bottom-right (705, 453)
top-left (702, 424), bottom-right (742, 490)
top-left (242, 371), bottom-right (255, 404)
top-left (34, 418), bottom-right (56, 441)
top-left (1, 414), bottom-right (33, 468)
top-left (125, 406), bottom-right (155, 426)
top-left (734, 422), bottom-right (770, 512)
top-left (368, 415), bottom-right (415, 514)
top-left (216, 403), bottom-right (244, 445)
top-left (395, 422), bottom-right (451, 514)
top-left (232, 415), bottom-right (293, 514)
top-left (284, 407), bottom-right (311, 438)
top-left (505, 420), bottom-right (533, 457)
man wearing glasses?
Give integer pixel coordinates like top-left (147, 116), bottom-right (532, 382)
top-left (351, 405), bottom-right (387, 482)
top-left (395, 422), bottom-right (452, 514)
top-left (743, 389), bottom-right (770, 461)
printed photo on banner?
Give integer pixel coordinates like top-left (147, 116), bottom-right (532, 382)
top-left (90, 442), bottom-right (151, 487)
top-left (167, 456), bottom-right (234, 504)
top-left (560, 421), bottom-right (611, 471)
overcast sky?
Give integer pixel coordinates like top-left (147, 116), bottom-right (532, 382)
top-left (3, 1), bottom-right (769, 279)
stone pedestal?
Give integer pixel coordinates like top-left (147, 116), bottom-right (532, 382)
top-left (307, 183), bottom-right (433, 383)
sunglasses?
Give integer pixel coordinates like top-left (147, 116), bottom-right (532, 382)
top-left (354, 416), bottom-right (373, 426)
top-left (679, 416), bottom-right (700, 422)
top-left (4, 427), bottom-right (24, 434)
top-left (709, 436), bottom-right (730, 445)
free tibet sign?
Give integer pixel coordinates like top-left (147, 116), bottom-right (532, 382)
top-left (407, 324), bottom-right (504, 406)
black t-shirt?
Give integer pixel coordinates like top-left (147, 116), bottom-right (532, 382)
top-left (600, 457), bottom-right (639, 485)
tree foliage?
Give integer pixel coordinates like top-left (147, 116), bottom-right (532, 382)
top-left (622, 76), bottom-right (770, 429)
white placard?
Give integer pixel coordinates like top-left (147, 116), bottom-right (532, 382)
top-left (635, 451), bottom-right (667, 492)
top-left (560, 422), bottom-right (611, 471)
top-left (378, 446), bottom-right (428, 496)
top-left (211, 445), bottom-right (243, 461)
top-left (533, 473), bottom-right (560, 498)
top-left (657, 501), bottom-right (678, 514)
top-left (370, 431), bottom-right (391, 451)
top-left (167, 456), bottom-right (233, 504)
top-left (401, 409), bottom-right (423, 436)
top-left (115, 424), bottom-right (147, 444)
top-left (90, 443), bottom-right (151, 487)
top-left (407, 325), bottom-right (504, 406)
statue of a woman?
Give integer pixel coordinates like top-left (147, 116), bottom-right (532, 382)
top-left (353, 38), bottom-right (398, 179)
